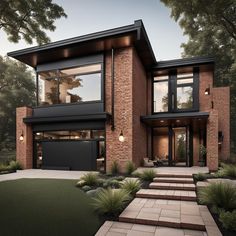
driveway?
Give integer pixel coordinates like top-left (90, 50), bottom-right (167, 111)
top-left (0, 169), bottom-right (96, 182)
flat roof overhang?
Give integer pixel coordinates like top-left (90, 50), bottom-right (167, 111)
top-left (8, 20), bottom-right (156, 69)
top-left (141, 112), bottom-right (209, 127)
top-left (23, 112), bottom-right (111, 124)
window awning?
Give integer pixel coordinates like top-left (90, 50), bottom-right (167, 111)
top-left (24, 112), bottom-right (111, 124)
top-left (141, 111), bottom-right (209, 127)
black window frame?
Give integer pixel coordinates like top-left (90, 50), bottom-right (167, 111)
top-left (36, 54), bottom-right (104, 107)
top-left (152, 67), bottom-right (199, 114)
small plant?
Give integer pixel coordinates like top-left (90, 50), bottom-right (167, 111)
top-left (222, 164), bottom-right (236, 178)
top-left (82, 185), bottom-right (92, 192)
top-left (76, 180), bottom-right (86, 187)
top-left (125, 161), bottom-right (136, 175)
top-left (194, 173), bottom-right (207, 181)
top-left (86, 187), bottom-right (103, 197)
top-left (111, 160), bottom-right (120, 175)
top-left (198, 182), bottom-right (236, 211)
top-left (97, 178), bottom-right (106, 187)
top-left (80, 173), bottom-right (98, 186)
top-left (131, 170), bottom-right (142, 178)
top-left (103, 179), bottom-right (120, 188)
top-left (199, 144), bottom-right (207, 166)
top-left (120, 179), bottom-right (141, 196)
top-left (112, 176), bottom-right (125, 181)
top-left (9, 161), bottom-right (22, 171)
top-left (92, 188), bottom-right (131, 216)
top-left (219, 210), bottom-right (236, 231)
top-left (140, 169), bottom-right (156, 181)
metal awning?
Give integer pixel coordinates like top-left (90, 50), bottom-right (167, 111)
top-left (141, 111), bottom-right (209, 127)
top-left (23, 112), bottom-right (111, 124)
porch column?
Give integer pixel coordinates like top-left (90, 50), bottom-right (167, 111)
top-left (16, 107), bottom-right (33, 169)
top-left (206, 110), bottom-right (218, 171)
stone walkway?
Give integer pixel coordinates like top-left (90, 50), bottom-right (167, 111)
top-left (96, 172), bottom-right (222, 236)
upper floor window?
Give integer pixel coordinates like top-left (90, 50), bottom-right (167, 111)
top-left (176, 72), bottom-right (193, 110)
top-left (38, 63), bottom-right (102, 106)
top-left (153, 69), bottom-right (198, 113)
top-left (153, 75), bottom-right (168, 112)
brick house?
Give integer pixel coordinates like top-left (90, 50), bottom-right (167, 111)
top-left (8, 20), bottom-right (230, 172)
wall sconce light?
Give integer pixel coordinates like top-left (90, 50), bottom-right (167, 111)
top-left (19, 131), bottom-right (24, 141)
top-left (119, 130), bottom-right (125, 142)
top-left (218, 131), bottom-right (224, 145)
top-left (204, 87), bottom-right (210, 95)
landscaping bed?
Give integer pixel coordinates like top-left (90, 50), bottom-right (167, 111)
top-left (194, 163), bottom-right (236, 236)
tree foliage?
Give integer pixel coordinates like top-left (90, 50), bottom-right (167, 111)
top-left (0, 56), bottom-right (36, 150)
top-left (0, 0), bottom-right (67, 45)
top-left (161, 0), bottom-right (236, 153)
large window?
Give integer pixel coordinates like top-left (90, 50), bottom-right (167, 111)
top-left (153, 70), bottom-right (197, 113)
top-left (176, 73), bottom-right (193, 110)
top-left (38, 63), bottom-right (102, 106)
top-left (153, 75), bottom-right (168, 112)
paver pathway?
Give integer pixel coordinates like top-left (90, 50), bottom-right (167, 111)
top-left (96, 172), bottom-right (222, 236)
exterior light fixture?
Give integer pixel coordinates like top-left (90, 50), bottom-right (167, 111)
top-left (36, 132), bottom-right (41, 136)
top-left (176, 120), bottom-right (180, 123)
top-left (218, 131), bottom-right (224, 145)
top-left (160, 120), bottom-right (164, 123)
top-left (204, 87), bottom-right (210, 95)
top-left (119, 130), bottom-right (125, 142)
top-left (19, 131), bottom-right (24, 141)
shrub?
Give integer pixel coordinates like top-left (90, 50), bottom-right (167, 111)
top-left (86, 188), bottom-right (103, 197)
top-left (9, 161), bottom-right (22, 171)
top-left (194, 173), bottom-right (207, 181)
top-left (0, 164), bottom-right (10, 172)
top-left (125, 161), bottom-right (136, 175)
top-left (219, 210), bottom-right (236, 231)
top-left (120, 179), bottom-right (141, 196)
top-left (111, 160), bottom-right (119, 175)
top-left (140, 169), bottom-right (156, 181)
top-left (198, 182), bottom-right (236, 211)
top-left (92, 188), bottom-right (131, 216)
top-left (112, 176), bottom-right (125, 181)
top-left (76, 180), bottom-right (86, 187)
top-left (97, 178), bottom-right (106, 187)
top-left (222, 164), bottom-right (236, 178)
top-left (82, 185), bottom-right (92, 192)
top-left (131, 171), bottom-right (142, 178)
top-left (80, 173), bottom-right (98, 186)
top-left (103, 179), bottom-right (120, 188)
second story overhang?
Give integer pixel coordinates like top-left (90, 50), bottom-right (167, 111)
top-left (8, 20), bottom-right (156, 69)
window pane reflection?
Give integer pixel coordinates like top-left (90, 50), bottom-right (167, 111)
top-left (153, 81), bottom-right (168, 112)
top-left (177, 86), bottom-right (193, 109)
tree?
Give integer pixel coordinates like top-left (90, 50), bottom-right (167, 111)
top-left (0, 56), bottom-right (36, 151)
top-left (0, 0), bottom-right (67, 45)
top-left (161, 0), bottom-right (236, 154)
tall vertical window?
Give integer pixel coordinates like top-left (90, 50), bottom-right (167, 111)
top-left (38, 63), bottom-right (102, 106)
top-left (176, 73), bottom-right (193, 109)
top-left (153, 75), bottom-right (168, 112)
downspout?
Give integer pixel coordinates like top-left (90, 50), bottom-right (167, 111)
top-left (111, 48), bottom-right (115, 131)
top-left (35, 69), bottom-right (39, 106)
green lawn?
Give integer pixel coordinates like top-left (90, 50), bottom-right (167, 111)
top-left (0, 179), bottom-right (102, 236)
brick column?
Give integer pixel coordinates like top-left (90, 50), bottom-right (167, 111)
top-left (206, 110), bottom-right (219, 171)
top-left (16, 107), bottom-right (33, 169)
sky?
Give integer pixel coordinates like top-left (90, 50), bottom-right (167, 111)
top-left (0, 0), bottom-right (188, 61)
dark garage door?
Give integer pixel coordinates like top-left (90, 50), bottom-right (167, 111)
top-left (42, 141), bottom-right (97, 171)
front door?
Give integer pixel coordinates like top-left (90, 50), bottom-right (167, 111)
top-left (153, 126), bottom-right (192, 166)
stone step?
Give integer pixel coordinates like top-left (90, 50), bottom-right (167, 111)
top-left (154, 177), bottom-right (194, 184)
top-left (136, 189), bottom-right (196, 201)
top-left (149, 182), bottom-right (196, 191)
top-left (95, 221), bottom-right (208, 236)
top-left (119, 198), bottom-right (206, 231)
top-left (156, 173), bottom-right (193, 178)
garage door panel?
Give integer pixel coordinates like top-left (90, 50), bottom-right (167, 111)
top-left (42, 141), bottom-right (97, 171)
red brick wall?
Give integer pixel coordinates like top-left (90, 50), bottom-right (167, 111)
top-left (213, 87), bottom-right (230, 160)
top-left (16, 107), bottom-right (33, 169)
top-left (105, 47), bottom-right (134, 172)
top-left (105, 47), bottom-right (147, 172)
top-left (207, 110), bottom-right (219, 171)
top-left (132, 48), bottom-right (147, 167)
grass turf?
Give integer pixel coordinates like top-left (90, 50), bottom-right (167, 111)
top-left (0, 179), bottom-right (102, 236)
